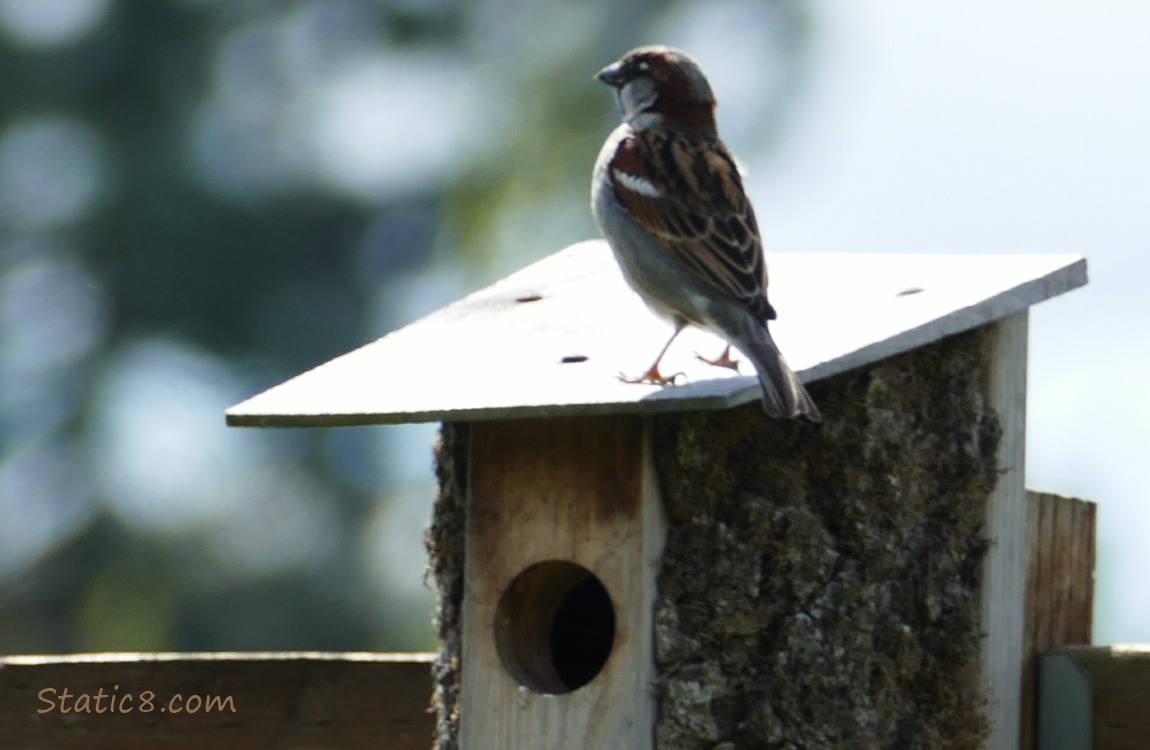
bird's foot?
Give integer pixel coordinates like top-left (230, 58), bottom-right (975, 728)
top-left (618, 365), bottom-right (685, 386)
top-left (695, 345), bottom-right (740, 372)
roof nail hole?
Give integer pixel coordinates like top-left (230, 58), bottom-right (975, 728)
top-left (898, 287), bottom-right (924, 296)
top-left (561, 355), bottom-right (588, 364)
top-left (516, 294), bottom-right (543, 303)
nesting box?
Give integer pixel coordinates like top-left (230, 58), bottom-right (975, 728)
top-left (228, 241), bottom-right (1086, 749)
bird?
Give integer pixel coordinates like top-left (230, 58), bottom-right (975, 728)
top-left (590, 45), bottom-right (820, 422)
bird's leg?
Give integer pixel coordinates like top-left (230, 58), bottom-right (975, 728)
top-left (619, 326), bottom-right (685, 386)
top-left (695, 344), bottom-right (740, 372)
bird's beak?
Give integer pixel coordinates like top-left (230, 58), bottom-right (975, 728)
top-left (595, 62), bottom-right (628, 88)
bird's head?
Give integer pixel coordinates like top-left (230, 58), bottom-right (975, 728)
top-left (596, 46), bottom-right (717, 133)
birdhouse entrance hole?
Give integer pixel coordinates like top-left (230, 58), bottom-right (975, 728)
top-left (494, 559), bottom-right (616, 694)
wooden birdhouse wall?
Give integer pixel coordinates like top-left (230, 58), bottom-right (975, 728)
top-left (427, 415), bottom-right (666, 749)
top-left (426, 316), bottom-right (1027, 750)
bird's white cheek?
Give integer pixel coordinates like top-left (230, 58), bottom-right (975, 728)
top-left (618, 77), bottom-right (658, 120)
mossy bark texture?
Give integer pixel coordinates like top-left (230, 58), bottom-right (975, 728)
top-left (426, 421), bottom-right (468, 750)
top-left (651, 328), bottom-right (1000, 749)
top-left (428, 327), bottom-right (1001, 749)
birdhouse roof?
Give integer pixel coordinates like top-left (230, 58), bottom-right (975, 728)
top-left (226, 240), bottom-right (1086, 427)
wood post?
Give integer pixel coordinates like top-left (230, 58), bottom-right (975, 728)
top-left (1023, 492), bottom-right (1097, 749)
top-left (983, 311), bottom-right (1030, 749)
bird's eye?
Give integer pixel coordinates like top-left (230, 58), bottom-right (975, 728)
top-left (637, 61), bottom-right (650, 72)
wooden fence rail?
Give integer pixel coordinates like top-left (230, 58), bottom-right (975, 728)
top-left (0, 652), bottom-right (434, 750)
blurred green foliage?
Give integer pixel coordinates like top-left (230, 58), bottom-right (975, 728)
top-left (0, 0), bottom-right (805, 653)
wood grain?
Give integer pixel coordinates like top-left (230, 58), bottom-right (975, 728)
top-left (981, 311), bottom-right (1029, 750)
top-left (1022, 491), bottom-right (1096, 749)
top-left (461, 415), bottom-right (665, 750)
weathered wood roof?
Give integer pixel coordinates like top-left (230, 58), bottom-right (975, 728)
top-left (226, 240), bottom-right (1086, 427)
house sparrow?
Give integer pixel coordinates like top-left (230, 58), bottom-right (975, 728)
top-left (591, 45), bottom-right (820, 422)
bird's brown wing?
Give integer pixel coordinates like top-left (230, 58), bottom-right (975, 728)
top-left (609, 128), bottom-right (776, 321)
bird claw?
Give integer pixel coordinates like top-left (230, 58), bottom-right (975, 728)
top-left (695, 345), bottom-right (741, 372)
top-left (617, 367), bottom-right (685, 386)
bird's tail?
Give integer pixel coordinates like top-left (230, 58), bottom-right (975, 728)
top-left (741, 327), bottom-right (821, 423)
